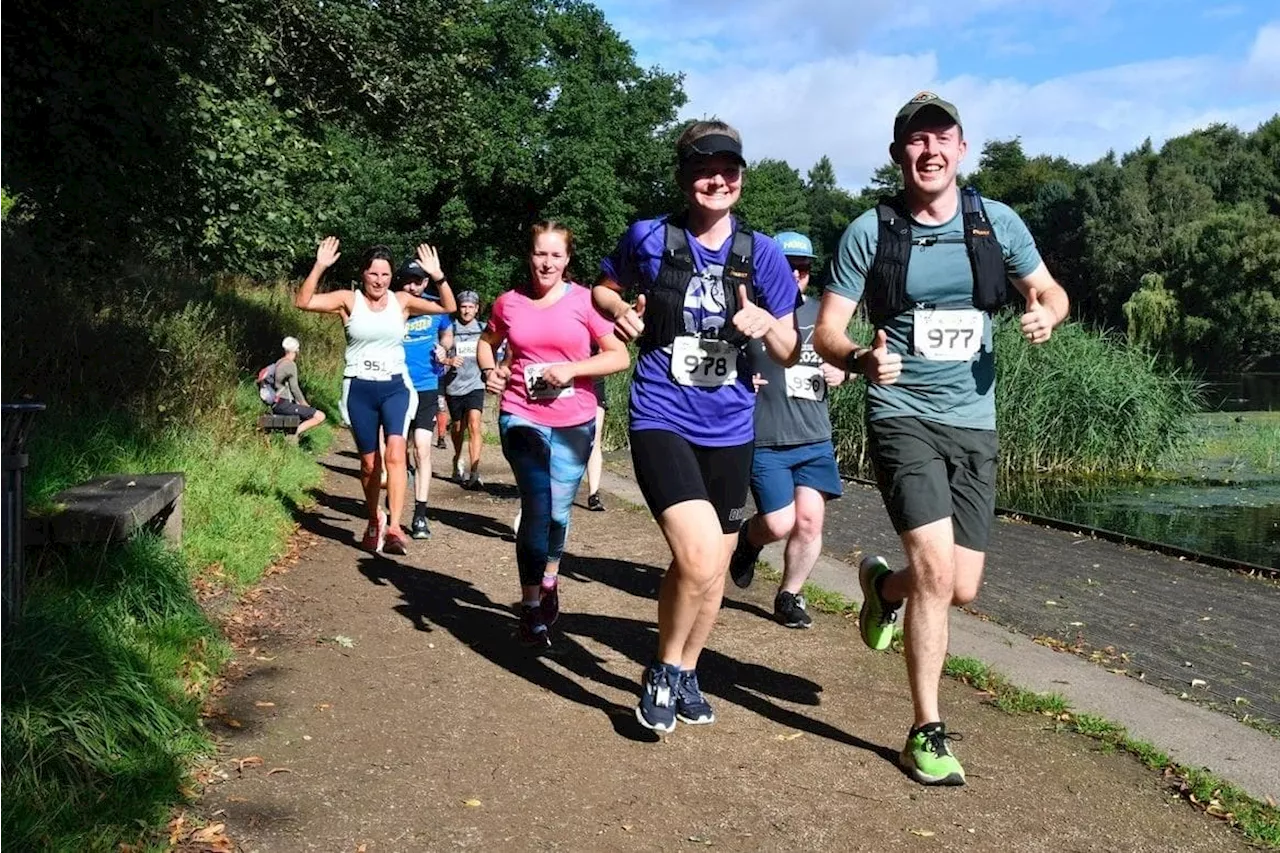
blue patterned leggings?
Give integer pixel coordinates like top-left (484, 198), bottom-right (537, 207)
top-left (498, 412), bottom-right (595, 586)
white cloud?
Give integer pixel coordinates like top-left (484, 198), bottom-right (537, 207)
top-left (676, 27), bottom-right (1280, 189)
top-left (1244, 21), bottom-right (1280, 86)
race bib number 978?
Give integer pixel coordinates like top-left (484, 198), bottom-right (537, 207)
top-left (912, 308), bottom-right (984, 362)
top-left (670, 337), bottom-right (738, 388)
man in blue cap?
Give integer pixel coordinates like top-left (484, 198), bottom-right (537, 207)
top-left (728, 230), bottom-right (846, 629)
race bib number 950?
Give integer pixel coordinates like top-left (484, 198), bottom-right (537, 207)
top-left (671, 337), bottom-right (738, 388)
top-left (913, 308), bottom-right (984, 362)
top-left (784, 365), bottom-right (825, 401)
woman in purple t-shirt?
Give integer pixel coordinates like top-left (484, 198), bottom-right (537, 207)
top-left (593, 120), bottom-right (801, 733)
top-left (477, 221), bottom-right (630, 647)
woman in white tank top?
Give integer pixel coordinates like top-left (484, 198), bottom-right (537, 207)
top-left (296, 238), bottom-right (456, 555)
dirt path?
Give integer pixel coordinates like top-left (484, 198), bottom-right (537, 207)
top-left (199, 434), bottom-right (1248, 852)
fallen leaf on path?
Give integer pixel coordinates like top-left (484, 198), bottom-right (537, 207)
top-left (774, 732), bottom-right (803, 741)
top-left (1267, 795), bottom-right (1276, 808)
top-left (1190, 678), bottom-right (1208, 688)
top-left (191, 822), bottom-right (227, 842)
top-left (317, 703), bottom-right (333, 711)
top-left (220, 716), bottom-right (243, 729)
top-left (357, 845), bottom-right (368, 853)
top-left (237, 756), bottom-right (263, 773)
top-left (622, 825), bottom-right (633, 832)
top-left (463, 798), bottom-right (483, 807)
top-left (267, 767), bottom-right (293, 775)
top-left (908, 829), bottom-right (936, 837)
top-left (254, 701), bottom-right (276, 708)
top-left (167, 812), bottom-right (186, 845)
top-left (332, 635), bottom-right (356, 648)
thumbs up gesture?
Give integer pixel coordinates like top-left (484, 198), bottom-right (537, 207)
top-left (731, 284), bottom-right (774, 339)
top-left (613, 293), bottom-right (646, 342)
top-left (862, 329), bottom-right (903, 385)
top-left (1020, 286), bottom-right (1053, 345)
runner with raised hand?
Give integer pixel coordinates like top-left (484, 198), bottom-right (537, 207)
top-left (296, 237), bottom-right (456, 555)
top-left (594, 120), bottom-right (800, 733)
top-left (396, 256), bottom-right (453, 539)
top-left (815, 92), bottom-right (1068, 785)
top-left (476, 220), bottom-right (629, 647)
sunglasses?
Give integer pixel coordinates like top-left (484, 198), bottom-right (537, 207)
top-left (687, 164), bottom-right (743, 182)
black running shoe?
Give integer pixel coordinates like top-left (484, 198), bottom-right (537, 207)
top-left (587, 492), bottom-right (605, 512)
top-left (774, 590), bottom-right (813, 629)
top-left (410, 508), bottom-right (431, 540)
top-left (728, 528), bottom-right (762, 589)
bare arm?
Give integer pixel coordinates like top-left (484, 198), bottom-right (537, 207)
top-left (814, 290), bottom-right (861, 369)
top-left (477, 330), bottom-right (509, 395)
top-left (295, 236), bottom-right (353, 315)
top-left (1010, 262), bottom-right (1069, 344)
top-left (593, 277), bottom-right (646, 342)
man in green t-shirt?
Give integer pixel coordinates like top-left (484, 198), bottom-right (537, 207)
top-left (815, 92), bottom-right (1069, 787)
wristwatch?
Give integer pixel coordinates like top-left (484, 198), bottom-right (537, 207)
top-left (843, 348), bottom-right (863, 381)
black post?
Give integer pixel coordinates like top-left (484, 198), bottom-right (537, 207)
top-left (2, 401), bottom-right (44, 630)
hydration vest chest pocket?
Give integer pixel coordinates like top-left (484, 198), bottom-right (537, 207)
top-left (670, 336), bottom-right (739, 388)
top-left (784, 365), bottom-right (826, 401)
top-left (912, 308), bottom-right (984, 362)
top-left (524, 363), bottom-right (576, 401)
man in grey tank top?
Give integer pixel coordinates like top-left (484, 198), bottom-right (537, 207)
top-left (442, 290), bottom-right (487, 488)
top-left (727, 232), bottom-right (846, 629)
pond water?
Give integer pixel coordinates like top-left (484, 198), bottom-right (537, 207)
top-left (999, 477), bottom-right (1280, 569)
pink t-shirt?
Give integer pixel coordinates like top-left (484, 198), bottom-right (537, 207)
top-left (486, 282), bottom-right (615, 428)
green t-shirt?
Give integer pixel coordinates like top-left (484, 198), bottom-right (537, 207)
top-left (827, 192), bottom-right (1041, 430)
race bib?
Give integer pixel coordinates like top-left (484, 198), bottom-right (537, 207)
top-left (524, 362), bottom-right (575, 401)
top-left (670, 337), bottom-right (738, 388)
top-left (455, 339), bottom-right (479, 358)
top-left (352, 358), bottom-right (394, 381)
top-left (913, 308), bottom-right (984, 362)
top-left (784, 365), bottom-right (825, 401)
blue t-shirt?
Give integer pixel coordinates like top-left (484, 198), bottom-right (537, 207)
top-left (403, 313), bottom-right (452, 391)
top-left (600, 216), bottom-right (798, 446)
top-left (826, 192), bottom-right (1041, 430)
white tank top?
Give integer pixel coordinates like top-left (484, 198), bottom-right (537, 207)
top-left (344, 290), bottom-right (407, 380)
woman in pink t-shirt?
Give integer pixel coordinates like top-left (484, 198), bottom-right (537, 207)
top-left (476, 221), bottom-right (630, 647)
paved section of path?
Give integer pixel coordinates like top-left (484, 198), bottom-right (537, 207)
top-left (198, 436), bottom-right (1266, 851)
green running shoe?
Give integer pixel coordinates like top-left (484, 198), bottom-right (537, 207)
top-left (900, 722), bottom-right (966, 786)
top-left (857, 555), bottom-right (901, 650)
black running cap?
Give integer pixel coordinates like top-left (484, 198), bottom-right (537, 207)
top-left (678, 133), bottom-right (746, 166)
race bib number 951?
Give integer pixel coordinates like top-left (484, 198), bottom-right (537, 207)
top-left (913, 308), bottom-right (984, 362)
top-left (671, 337), bottom-right (738, 388)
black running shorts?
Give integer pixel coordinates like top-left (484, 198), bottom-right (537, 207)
top-left (630, 429), bottom-right (754, 533)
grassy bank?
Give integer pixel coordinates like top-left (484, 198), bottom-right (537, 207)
top-left (2, 274), bottom-right (348, 849)
top-left (604, 315), bottom-right (1201, 477)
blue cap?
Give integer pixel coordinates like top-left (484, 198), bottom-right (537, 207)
top-left (774, 231), bottom-right (815, 259)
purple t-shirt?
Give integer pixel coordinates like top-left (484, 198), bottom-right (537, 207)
top-left (600, 216), bottom-right (798, 446)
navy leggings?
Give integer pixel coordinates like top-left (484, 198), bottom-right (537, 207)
top-left (340, 375), bottom-right (417, 454)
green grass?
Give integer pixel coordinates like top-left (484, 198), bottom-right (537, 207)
top-left (597, 317), bottom-right (1201, 478)
top-left (3, 277), bottom-right (349, 850)
top-left (1185, 411), bottom-right (1280, 474)
top-left (943, 655), bottom-right (1280, 847)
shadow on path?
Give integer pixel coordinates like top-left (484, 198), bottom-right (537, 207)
top-left (358, 551), bottom-right (898, 767)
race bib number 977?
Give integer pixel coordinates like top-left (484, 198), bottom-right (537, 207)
top-left (670, 337), bottom-right (738, 388)
top-left (912, 308), bottom-right (984, 362)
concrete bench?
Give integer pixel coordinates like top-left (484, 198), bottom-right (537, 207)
top-left (258, 413), bottom-right (301, 443)
top-left (37, 472), bottom-right (185, 547)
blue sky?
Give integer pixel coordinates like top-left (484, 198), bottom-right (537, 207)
top-left (592, 1), bottom-right (1280, 189)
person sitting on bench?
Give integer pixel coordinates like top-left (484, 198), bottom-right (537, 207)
top-left (271, 336), bottom-right (326, 437)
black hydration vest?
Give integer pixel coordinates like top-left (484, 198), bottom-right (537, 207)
top-left (864, 186), bottom-right (1007, 328)
top-left (638, 215), bottom-right (755, 351)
